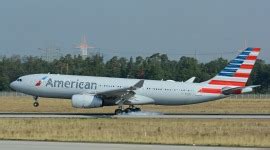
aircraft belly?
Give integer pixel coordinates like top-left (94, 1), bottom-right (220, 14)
top-left (142, 92), bottom-right (222, 105)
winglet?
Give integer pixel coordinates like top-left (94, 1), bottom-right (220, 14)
top-left (185, 77), bottom-right (196, 83)
top-left (133, 80), bottom-right (144, 89)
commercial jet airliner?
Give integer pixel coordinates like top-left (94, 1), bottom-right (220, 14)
top-left (10, 47), bottom-right (261, 114)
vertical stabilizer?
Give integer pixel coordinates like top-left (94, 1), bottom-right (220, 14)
top-left (199, 47), bottom-right (261, 94)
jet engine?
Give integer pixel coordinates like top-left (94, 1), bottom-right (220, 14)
top-left (71, 94), bottom-right (103, 108)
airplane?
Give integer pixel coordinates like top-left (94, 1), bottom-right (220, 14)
top-left (10, 47), bottom-right (261, 115)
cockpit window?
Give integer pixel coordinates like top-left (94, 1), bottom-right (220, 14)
top-left (16, 78), bottom-right (22, 82)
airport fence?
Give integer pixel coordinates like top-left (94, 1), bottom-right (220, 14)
top-left (0, 91), bottom-right (270, 99)
top-left (0, 91), bottom-right (30, 97)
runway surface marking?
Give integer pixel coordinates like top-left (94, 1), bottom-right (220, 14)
top-left (0, 112), bottom-right (269, 119)
top-left (0, 140), bottom-right (267, 150)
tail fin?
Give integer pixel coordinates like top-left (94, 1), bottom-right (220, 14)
top-left (200, 47), bottom-right (261, 94)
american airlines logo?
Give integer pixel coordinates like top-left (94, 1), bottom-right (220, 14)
top-left (45, 78), bottom-right (97, 90)
top-left (35, 76), bottom-right (48, 87)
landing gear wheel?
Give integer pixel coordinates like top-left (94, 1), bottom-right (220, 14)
top-left (33, 102), bottom-right (39, 107)
top-left (133, 107), bottom-right (141, 112)
top-left (32, 96), bottom-right (39, 107)
top-left (124, 108), bottom-right (132, 113)
top-left (115, 109), bottom-right (123, 115)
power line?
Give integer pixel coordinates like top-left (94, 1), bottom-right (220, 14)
top-left (93, 47), bottom-right (238, 56)
top-left (39, 47), bottom-right (61, 62)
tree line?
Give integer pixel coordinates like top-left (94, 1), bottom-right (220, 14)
top-left (0, 53), bottom-right (269, 93)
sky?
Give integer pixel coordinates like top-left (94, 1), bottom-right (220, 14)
top-left (0, 0), bottom-right (269, 62)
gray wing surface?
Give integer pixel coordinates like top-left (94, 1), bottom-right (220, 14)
top-left (96, 80), bottom-right (144, 103)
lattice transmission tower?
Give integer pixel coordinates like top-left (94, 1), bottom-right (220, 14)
top-left (75, 35), bottom-right (94, 59)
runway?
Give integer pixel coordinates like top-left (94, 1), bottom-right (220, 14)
top-left (0, 140), bottom-right (267, 150)
top-left (0, 112), bottom-right (269, 119)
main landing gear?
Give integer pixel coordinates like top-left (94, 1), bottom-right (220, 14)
top-left (33, 96), bottom-right (39, 107)
top-left (114, 105), bottom-right (141, 115)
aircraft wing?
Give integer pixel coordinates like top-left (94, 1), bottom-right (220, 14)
top-left (221, 85), bottom-right (260, 95)
top-left (96, 80), bottom-right (144, 104)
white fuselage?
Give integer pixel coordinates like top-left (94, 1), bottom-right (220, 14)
top-left (10, 74), bottom-right (225, 106)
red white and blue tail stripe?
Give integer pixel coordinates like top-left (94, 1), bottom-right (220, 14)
top-left (199, 47), bottom-right (261, 94)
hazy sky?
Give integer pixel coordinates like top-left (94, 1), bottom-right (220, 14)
top-left (0, 0), bottom-right (269, 62)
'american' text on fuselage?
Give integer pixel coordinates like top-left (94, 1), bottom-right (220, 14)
top-left (45, 78), bottom-right (97, 89)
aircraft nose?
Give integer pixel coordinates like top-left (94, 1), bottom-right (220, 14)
top-left (10, 81), bottom-right (17, 90)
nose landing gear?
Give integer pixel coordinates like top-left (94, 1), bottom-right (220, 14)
top-left (33, 96), bottom-right (39, 107)
top-left (33, 101), bottom-right (39, 107)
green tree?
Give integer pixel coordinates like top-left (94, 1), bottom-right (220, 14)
top-left (105, 56), bottom-right (122, 77)
top-left (176, 56), bottom-right (200, 81)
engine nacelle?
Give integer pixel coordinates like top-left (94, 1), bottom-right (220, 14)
top-left (71, 94), bottom-right (103, 108)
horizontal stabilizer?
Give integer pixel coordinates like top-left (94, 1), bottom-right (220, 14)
top-left (221, 85), bottom-right (260, 95)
